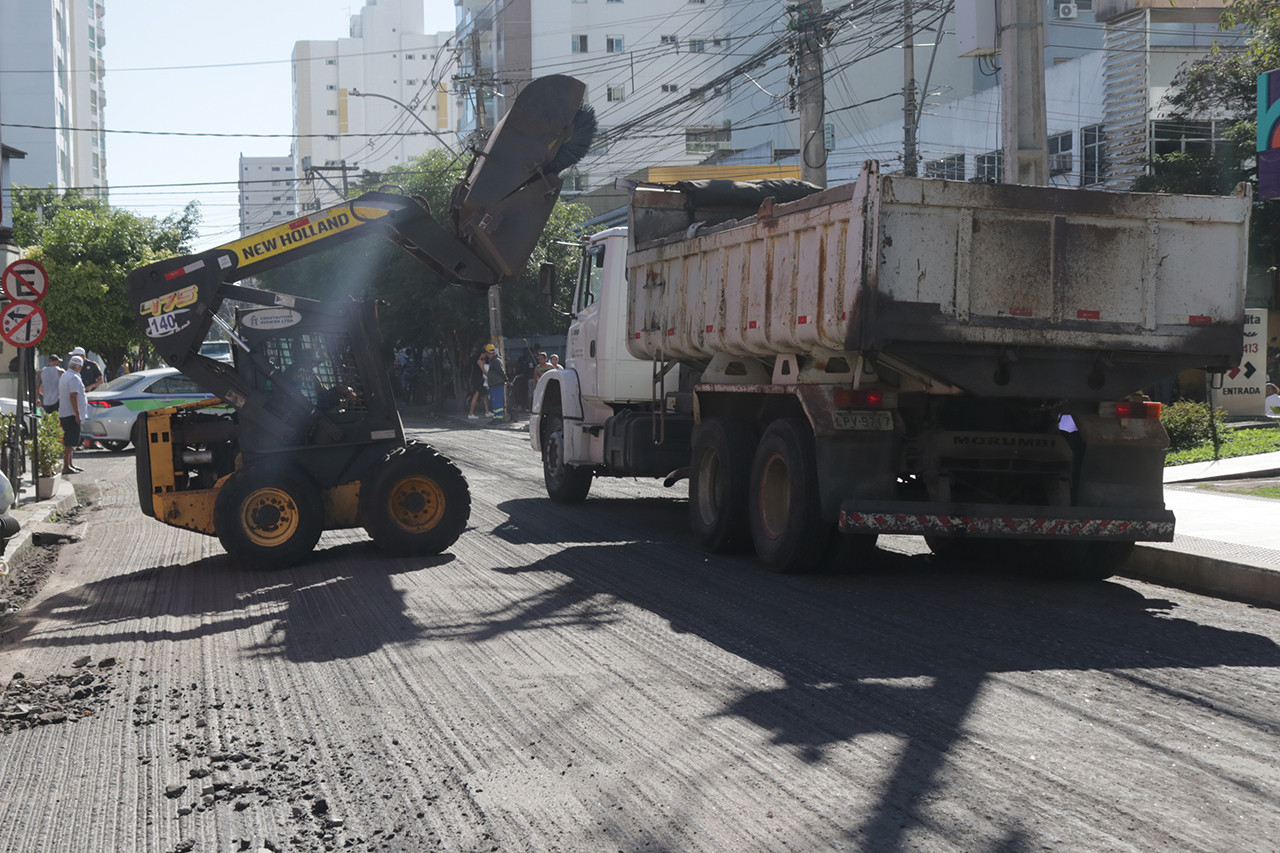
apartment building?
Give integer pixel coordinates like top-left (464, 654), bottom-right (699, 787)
top-left (237, 155), bottom-right (299, 237)
top-left (0, 0), bottom-right (108, 195)
top-left (293, 0), bottom-right (457, 211)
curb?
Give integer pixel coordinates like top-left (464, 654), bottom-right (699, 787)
top-left (1124, 544), bottom-right (1280, 610)
top-left (1, 477), bottom-right (80, 579)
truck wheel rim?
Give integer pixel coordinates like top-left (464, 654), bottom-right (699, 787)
top-left (241, 488), bottom-right (298, 546)
top-left (758, 453), bottom-right (790, 539)
top-left (387, 475), bottom-right (445, 532)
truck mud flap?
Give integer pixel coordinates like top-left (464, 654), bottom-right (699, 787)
top-left (839, 500), bottom-right (1175, 542)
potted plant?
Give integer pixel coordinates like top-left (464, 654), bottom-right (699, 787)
top-left (30, 412), bottom-right (63, 499)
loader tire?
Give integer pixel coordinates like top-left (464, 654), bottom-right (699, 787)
top-left (748, 418), bottom-right (834, 574)
top-left (689, 418), bottom-right (757, 553)
top-left (363, 443), bottom-right (470, 556)
top-left (542, 414), bottom-right (592, 503)
top-left (214, 466), bottom-right (324, 569)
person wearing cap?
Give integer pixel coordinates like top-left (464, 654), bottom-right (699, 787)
top-left (37, 354), bottom-right (64, 415)
top-left (57, 355), bottom-right (88, 474)
top-left (483, 344), bottom-right (507, 423)
top-left (71, 346), bottom-right (103, 392)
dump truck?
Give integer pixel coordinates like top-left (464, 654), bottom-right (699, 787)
top-left (530, 161), bottom-right (1252, 578)
top-left (126, 75), bottom-right (593, 568)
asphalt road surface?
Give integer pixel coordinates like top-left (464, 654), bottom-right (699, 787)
top-left (1, 417), bottom-right (1278, 852)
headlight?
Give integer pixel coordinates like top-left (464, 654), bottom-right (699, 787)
top-left (0, 471), bottom-right (13, 514)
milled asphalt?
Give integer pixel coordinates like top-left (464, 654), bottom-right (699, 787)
top-left (1, 425), bottom-right (1277, 609)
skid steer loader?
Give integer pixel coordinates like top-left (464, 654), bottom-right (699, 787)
top-left (125, 75), bottom-right (594, 568)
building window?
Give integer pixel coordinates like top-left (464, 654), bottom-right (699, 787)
top-left (606, 36), bottom-right (624, 53)
top-left (1150, 119), bottom-right (1233, 159)
top-left (661, 84), bottom-right (679, 93)
top-left (975, 150), bottom-right (1003, 183)
top-left (326, 109), bottom-right (338, 116)
top-left (925, 154), bottom-right (965, 180)
top-left (572, 34), bottom-right (588, 52)
top-left (607, 86), bottom-right (625, 102)
top-left (272, 166), bottom-right (281, 171)
top-left (1082, 124), bottom-right (1105, 186)
top-left (326, 59), bottom-right (337, 65)
top-left (660, 35), bottom-right (678, 46)
top-left (686, 126), bottom-right (731, 154)
top-left (406, 53), bottom-right (415, 59)
top-left (688, 39), bottom-right (706, 53)
top-left (566, 173), bottom-right (589, 191)
top-left (1048, 131), bottom-right (1072, 175)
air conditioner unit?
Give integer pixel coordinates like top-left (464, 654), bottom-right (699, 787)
top-left (1058, 2), bottom-right (1078, 19)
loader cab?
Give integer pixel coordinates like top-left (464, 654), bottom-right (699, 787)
top-left (234, 301), bottom-right (402, 453)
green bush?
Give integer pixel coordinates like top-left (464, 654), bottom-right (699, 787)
top-left (1162, 400), bottom-right (1227, 452)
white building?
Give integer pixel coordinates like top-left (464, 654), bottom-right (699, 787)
top-left (238, 154), bottom-right (299, 237)
top-left (0, 0), bottom-right (108, 195)
top-left (292, 0), bottom-right (458, 211)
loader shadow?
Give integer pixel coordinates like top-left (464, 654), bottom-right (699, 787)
top-left (4, 540), bottom-right (450, 664)
top-left (488, 495), bottom-right (1280, 853)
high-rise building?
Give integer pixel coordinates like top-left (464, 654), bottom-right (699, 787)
top-left (0, 0), bottom-right (108, 195)
top-left (293, 0), bottom-right (458, 211)
top-left (238, 155), bottom-right (299, 237)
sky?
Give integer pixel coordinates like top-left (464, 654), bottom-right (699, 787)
top-left (102, 0), bottom-right (457, 252)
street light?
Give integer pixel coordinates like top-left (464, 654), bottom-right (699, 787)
top-left (348, 88), bottom-right (457, 155)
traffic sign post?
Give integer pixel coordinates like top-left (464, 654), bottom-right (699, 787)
top-left (1, 258), bottom-right (51, 496)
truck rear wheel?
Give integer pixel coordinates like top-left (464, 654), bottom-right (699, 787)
top-left (689, 418), bottom-right (756, 553)
top-left (214, 466), bottom-right (324, 569)
top-left (542, 414), bottom-right (592, 503)
top-left (748, 418), bottom-right (834, 573)
top-left (363, 443), bottom-right (470, 556)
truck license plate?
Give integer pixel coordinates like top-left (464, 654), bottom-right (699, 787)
top-left (832, 410), bottom-right (894, 431)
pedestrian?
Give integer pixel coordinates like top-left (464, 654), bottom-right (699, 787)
top-left (58, 355), bottom-right (88, 474)
top-left (37, 354), bottom-right (63, 415)
top-left (467, 347), bottom-right (491, 419)
top-left (1266, 383), bottom-right (1280, 419)
top-left (486, 345), bottom-right (508, 423)
top-left (548, 354), bottom-right (561, 370)
top-left (534, 352), bottom-right (553, 381)
top-left (71, 346), bottom-right (103, 392)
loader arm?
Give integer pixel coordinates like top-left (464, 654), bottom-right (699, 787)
top-left (125, 75), bottom-right (592, 448)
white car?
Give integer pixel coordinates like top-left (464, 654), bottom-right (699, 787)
top-left (200, 339), bottom-right (235, 363)
top-left (81, 368), bottom-right (215, 451)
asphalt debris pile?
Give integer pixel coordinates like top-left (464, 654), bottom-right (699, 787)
top-left (0, 654), bottom-right (118, 733)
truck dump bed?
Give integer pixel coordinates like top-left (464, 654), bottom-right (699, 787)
top-left (627, 162), bottom-right (1251, 398)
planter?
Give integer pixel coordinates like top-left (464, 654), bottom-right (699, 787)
top-left (36, 474), bottom-right (57, 500)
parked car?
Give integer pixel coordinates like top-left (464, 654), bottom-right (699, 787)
top-left (81, 368), bottom-right (216, 451)
top-left (199, 339), bottom-right (234, 364)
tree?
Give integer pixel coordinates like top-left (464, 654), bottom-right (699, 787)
top-left (1134, 1), bottom-right (1280, 271)
top-left (259, 149), bottom-right (588, 407)
top-left (9, 188), bottom-right (200, 372)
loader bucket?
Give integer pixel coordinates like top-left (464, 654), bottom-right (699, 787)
top-left (452, 75), bottom-right (591, 279)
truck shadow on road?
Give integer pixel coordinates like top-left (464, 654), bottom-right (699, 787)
top-left (489, 495), bottom-right (1280, 852)
top-left (4, 541), bottom-right (452, 664)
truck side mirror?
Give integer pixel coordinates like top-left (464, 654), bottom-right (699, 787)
top-left (538, 262), bottom-right (557, 306)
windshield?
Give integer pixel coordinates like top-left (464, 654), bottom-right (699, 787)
top-left (200, 341), bottom-right (233, 358)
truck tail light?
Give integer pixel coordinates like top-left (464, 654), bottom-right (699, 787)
top-left (1103, 401), bottom-right (1162, 420)
top-left (835, 389), bottom-right (884, 408)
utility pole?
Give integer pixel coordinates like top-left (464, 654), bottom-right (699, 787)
top-left (902, 0), bottom-right (918, 177)
top-left (471, 29), bottom-right (487, 132)
top-left (999, 0), bottom-right (1048, 185)
top-left (796, 0), bottom-right (826, 188)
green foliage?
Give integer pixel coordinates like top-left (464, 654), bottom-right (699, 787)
top-left (9, 188), bottom-right (201, 372)
top-left (1162, 400), bottom-right (1229, 452)
top-left (29, 412), bottom-right (65, 478)
top-left (1140, 2), bottom-right (1280, 262)
top-left (1166, 424), bottom-right (1280, 466)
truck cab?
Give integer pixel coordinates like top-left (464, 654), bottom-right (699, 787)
top-left (530, 227), bottom-right (684, 501)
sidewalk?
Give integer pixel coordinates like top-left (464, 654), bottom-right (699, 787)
top-left (1124, 457), bottom-right (1280, 607)
top-left (0, 474), bottom-right (80, 595)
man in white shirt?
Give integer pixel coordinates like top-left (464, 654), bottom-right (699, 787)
top-left (57, 356), bottom-right (87, 474)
